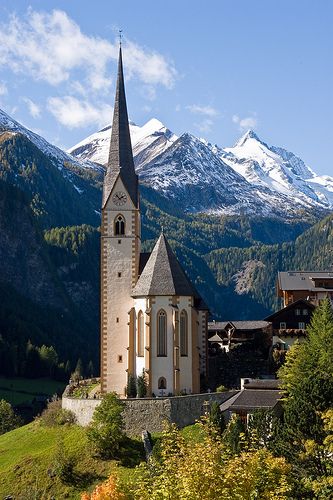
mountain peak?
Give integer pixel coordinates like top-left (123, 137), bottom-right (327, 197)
top-left (143, 118), bottom-right (165, 132)
top-left (235, 129), bottom-right (261, 147)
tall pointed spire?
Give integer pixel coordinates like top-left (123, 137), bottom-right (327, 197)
top-left (102, 46), bottom-right (138, 208)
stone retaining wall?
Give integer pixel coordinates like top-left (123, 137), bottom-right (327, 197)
top-left (62, 391), bottom-right (234, 436)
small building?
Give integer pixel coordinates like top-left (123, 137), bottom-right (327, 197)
top-left (265, 299), bottom-right (315, 350)
top-left (208, 320), bottom-right (271, 353)
top-left (278, 271), bottom-right (333, 307)
top-left (219, 378), bottom-right (282, 425)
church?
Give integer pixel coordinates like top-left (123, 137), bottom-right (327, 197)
top-left (100, 47), bottom-right (209, 397)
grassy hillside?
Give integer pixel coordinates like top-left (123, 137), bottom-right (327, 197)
top-left (0, 418), bottom-right (201, 499)
top-left (0, 377), bottom-right (65, 405)
top-left (0, 422), bottom-right (120, 499)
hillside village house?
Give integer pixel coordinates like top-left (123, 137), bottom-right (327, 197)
top-left (100, 47), bottom-right (208, 397)
top-left (278, 271), bottom-right (333, 307)
top-left (265, 298), bottom-right (315, 350)
top-left (219, 378), bottom-right (283, 426)
top-left (208, 320), bottom-right (271, 353)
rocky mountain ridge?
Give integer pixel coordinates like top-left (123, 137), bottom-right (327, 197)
top-left (70, 118), bottom-right (333, 219)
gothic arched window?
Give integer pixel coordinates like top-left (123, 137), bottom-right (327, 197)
top-left (114, 214), bottom-right (125, 236)
top-left (137, 310), bottom-right (144, 357)
top-left (180, 310), bottom-right (188, 356)
top-left (157, 310), bottom-right (167, 357)
top-left (158, 377), bottom-right (166, 390)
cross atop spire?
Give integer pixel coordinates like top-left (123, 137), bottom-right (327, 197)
top-left (102, 45), bottom-right (138, 208)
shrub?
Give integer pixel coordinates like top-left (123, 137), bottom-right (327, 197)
top-left (53, 438), bottom-right (78, 484)
top-left (137, 371), bottom-right (147, 398)
top-left (81, 473), bottom-right (126, 499)
top-left (126, 374), bottom-right (137, 398)
top-left (0, 399), bottom-right (22, 434)
top-left (40, 400), bottom-right (76, 426)
top-left (209, 401), bottom-right (226, 434)
top-left (87, 392), bottom-right (124, 459)
top-left (216, 384), bottom-right (227, 392)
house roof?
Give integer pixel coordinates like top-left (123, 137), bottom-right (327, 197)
top-left (220, 389), bottom-right (282, 412)
top-left (208, 333), bottom-right (224, 343)
top-left (278, 271), bottom-right (333, 292)
top-left (139, 252), bottom-right (151, 275)
top-left (132, 233), bottom-right (206, 307)
top-left (243, 379), bottom-right (280, 390)
top-left (102, 47), bottom-right (138, 208)
top-left (208, 320), bottom-right (270, 331)
top-left (265, 298), bottom-right (315, 322)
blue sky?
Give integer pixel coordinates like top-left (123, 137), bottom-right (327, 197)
top-left (0, 1), bottom-right (332, 175)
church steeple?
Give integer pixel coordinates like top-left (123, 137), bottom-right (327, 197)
top-left (102, 46), bottom-right (138, 208)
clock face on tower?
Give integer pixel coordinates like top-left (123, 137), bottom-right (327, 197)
top-left (112, 191), bottom-right (127, 206)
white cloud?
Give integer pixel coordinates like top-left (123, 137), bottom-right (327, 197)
top-left (124, 40), bottom-right (176, 89)
top-left (0, 9), bottom-right (176, 92)
top-left (47, 96), bottom-right (113, 129)
top-left (0, 81), bottom-right (7, 95)
top-left (187, 104), bottom-right (218, 117)
top-left (195, 119), bottom-right (214, 133)
top-left (232, 114), bottom-right (257, 130)
top-left (22, 97), bottom-right (41, 118)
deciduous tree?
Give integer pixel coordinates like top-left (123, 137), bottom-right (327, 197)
top-left (87, 392), bottom-right (124, 459)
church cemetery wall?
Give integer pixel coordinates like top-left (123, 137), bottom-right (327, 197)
top-left (62, 391), bottom-right (235, 436)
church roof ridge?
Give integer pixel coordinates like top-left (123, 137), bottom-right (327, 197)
top-left (132, 232), bottom-right (196, 298)
top-left (102, 46), bottom-right (138, 208)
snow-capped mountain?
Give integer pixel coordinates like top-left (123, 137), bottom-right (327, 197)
top-left (222, 130), bottom-right (333, 209)
top-left (0, 107), bottom-right (104, 228)
top-left (136, 132), bottom-right (310, 218)
top-left (69, 117), bottom-right (333, 219)
top-left (0, 108), bottom-right (102, 173)
top-left (68, 118), bottom-right (177, 169)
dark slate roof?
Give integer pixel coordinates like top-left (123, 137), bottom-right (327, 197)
top-left (132, 233), bottom-right (204, 303)
top-left (139, 252), bottom-right (151, 275)
top-left (243, 379), bottom-right (280, 390)
top-left (278, 271), bottom-right (333, 292)
top-left (102, 47), bottom-right (138, 208)
top-left (208, 320), bottom-right (270, 331)
top-left (220, 389), bottom-right (282, 412)
top-left (265, 299), bottom-right (315, 322)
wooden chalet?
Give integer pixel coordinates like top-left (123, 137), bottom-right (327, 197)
top-left (265, 298), bottom-right (315, 349)
top-left (208, 320), bottom-right (271, 353)
top-left (278, 271), bottom-right (333, 307)
top-left (219, 378), bottom-right (282, 425)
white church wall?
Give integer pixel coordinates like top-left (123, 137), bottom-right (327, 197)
top-left (150, 296), bottom-right (174, 396)
top-left (134, 298), bottom-right (146, 377)
top-left (177, 297), bottom-right (193, 394)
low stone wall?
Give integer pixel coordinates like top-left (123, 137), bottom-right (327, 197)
top-left (62, 391), bottom-right (234, 436)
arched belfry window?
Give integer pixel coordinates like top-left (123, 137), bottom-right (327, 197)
top-left (137, 310), bottom-right (144, 357)
top-left (157, 310), bottom-right (167, 357)
top-left (180, 310), bottom-right (188, 356)
top-left (158, 377), bottom-right (166, 390)
top-left (114, 214), bottom-right (125, 236)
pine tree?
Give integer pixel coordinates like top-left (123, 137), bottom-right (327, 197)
top-left (75, 358), bottom-right (84, 378)
top-left (126, 374), bottom-right (137, 398)
top-left (279, 298), bottom-right (333, 441)
top-left (137, 370), bottom-right (147, 398)
top-left (87, 360), bottom-right (94, 378)
top-left (277, 298), bottom-right (333, 490)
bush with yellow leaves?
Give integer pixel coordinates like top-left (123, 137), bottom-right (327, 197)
top-left (82, 474), bottom-right (126, 500)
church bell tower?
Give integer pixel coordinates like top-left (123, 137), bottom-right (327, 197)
top-left (100, 47), bottom-right (140, 395)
